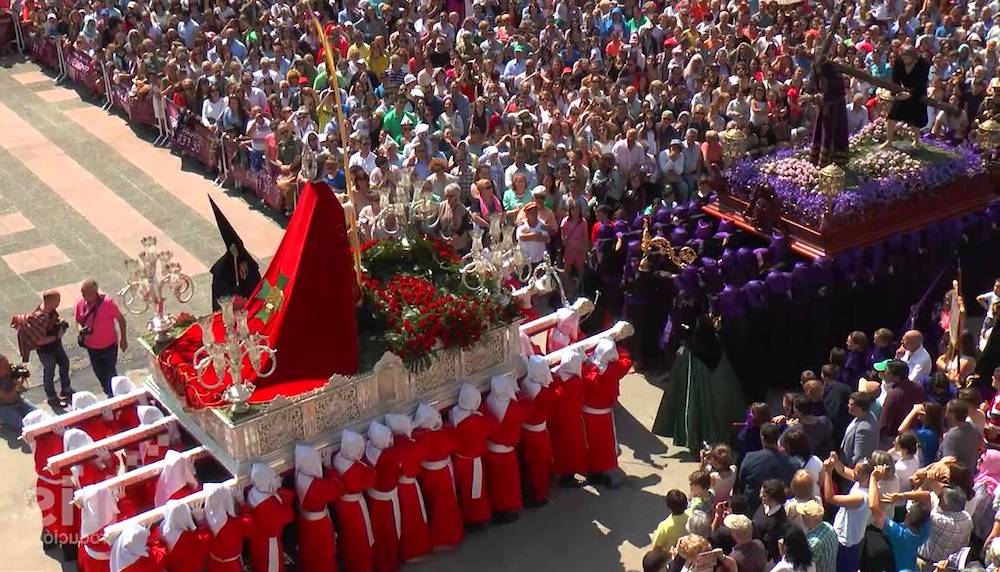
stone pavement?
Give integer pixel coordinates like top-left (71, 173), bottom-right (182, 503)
top-left (0, 56), bottom-right (698, 571)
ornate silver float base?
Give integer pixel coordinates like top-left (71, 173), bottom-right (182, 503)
top-left (144, 323), bottom-right (522, 476)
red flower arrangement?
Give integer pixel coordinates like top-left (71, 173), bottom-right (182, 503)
top-left (357, 234), bottom-right (518, 370)
top-left (366, 274), bottom-right (505, 364)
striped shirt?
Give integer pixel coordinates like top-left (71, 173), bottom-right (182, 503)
top-left (11, 307), bottom-right (58, 362)
top-left (384, 68), bottom-right (407, 90)
top-left (806, 522), bottom-right (838, 572)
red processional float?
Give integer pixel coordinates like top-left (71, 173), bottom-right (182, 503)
top-left (20, 180), bottom-right (634, 572)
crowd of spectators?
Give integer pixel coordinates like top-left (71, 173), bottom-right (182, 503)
top-left (20, 0), bottom-right (1000, 294)
top-left (646, 317), bottom-right (1000, 572)
top-left (15, 0), bottom-right (1000, 569)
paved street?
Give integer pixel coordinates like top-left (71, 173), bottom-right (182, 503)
top-left (0, 56), bottom-right (696, 572)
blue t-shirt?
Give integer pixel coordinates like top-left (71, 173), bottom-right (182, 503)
top-left (913, 427), bottom-right (940, 466)
top-left (883, 516), bottom-right (930, 572)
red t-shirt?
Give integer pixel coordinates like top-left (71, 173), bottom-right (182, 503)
top-left (75, 294), bottom-right (124, 350)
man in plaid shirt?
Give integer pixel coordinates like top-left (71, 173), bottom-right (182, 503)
top-left (10, 290), bottom-right (73, 406)
top-left (917, 486), bottom-right (973, 564)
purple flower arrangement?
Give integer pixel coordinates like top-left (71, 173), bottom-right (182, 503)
top-left (723, 123), bottom-right (987, 227)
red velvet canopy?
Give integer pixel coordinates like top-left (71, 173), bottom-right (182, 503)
top-left (158, 182), bottom-right (360, 408)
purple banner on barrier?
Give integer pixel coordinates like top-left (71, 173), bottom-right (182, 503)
top-left (111, 80), bottom-right (131, 115)
top-left (165, 98), bottom-right (218, 169)
top-left (255, 166), bottom-right (282, 210)
top-left (64, 48), bottom-right (96, 91)
top-left (30, 35), bottom-right (58, 69)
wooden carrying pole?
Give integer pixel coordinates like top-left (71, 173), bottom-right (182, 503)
top-left (21, 389), bottom-right (151, 442)
top-left (103, 478), bottom-right (240, 541)
top-left (519, 298), bottom-right (595, 336)
top-left (542, 320), bottom-right (635, 366)
top-left (73, 446), bottom-right (209, 505)
top-left (45, 416), bottom-right (178, 473)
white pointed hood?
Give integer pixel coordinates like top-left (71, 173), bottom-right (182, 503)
top-left (486, 373), bottom-right (517, 420)
top-left (414, 403), bottom-right (443, 431)
top-left (154, 450), bottom-right (198, 507)
top-left (549, 307), bottom-right (580, 350)
top-left (247, 462), bottom-right (281, 508)
top-left (366, 422), bottom-right (393, 465)
top-left (449, 384), bottom-right (482, 426)
top-left (591, 338), bottom-right (619, 373)
top-left (384, 413), bottom-right (413, 438)
top-left (521, 354), bottom-right (553, 399)
top-left (202, 482), bottom-right (236, 536)
top-left (110, 523), bottom-right (149, 572)
top-left (111, 376), bottom-right (136, 397)
top-left (160, 500), bottom-right (196, 550)
top-left (295, 444), bottom-right (324, 500)
top-left (334, 430), bottom-right (366, 475)
top-left (79, 485), bottom-right (120, 538)
top-left (553, 346), bottom-right (586, 380)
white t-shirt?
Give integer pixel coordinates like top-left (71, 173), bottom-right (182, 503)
top-left (517, 219), bottom-right (547, 264)
top-left (833, 483), bottom-right (871, 547)
top-left (894, 456), bottom-right (920, 504)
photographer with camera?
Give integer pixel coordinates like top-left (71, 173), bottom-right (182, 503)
top-left (0, 353), bottom-right (36, 431)
top-left (76, 279), bottom-right (128, 398)
top-left (11, 290), bottom-right (74, 407)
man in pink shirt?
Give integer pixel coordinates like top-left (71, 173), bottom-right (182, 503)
top-left (74, 279), bottom-right (128, 397)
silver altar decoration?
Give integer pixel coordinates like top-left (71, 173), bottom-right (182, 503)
top-left (372, 168), bottom-right (439, 237)
top-left (119, 236), bottom-right (194, 342)
top-left (192, 297), bottom-right (277, 415)
top-left (460, 214), bottom-right (531, 296)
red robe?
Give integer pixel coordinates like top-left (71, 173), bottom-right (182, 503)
top-left (393, 435), bottom-right (432, 562)
top-left (153, 526), bottom-right (210, 572)
top-left (114, 405), bottom-right (141, 434)
top-left (482, 400), bottom-right (526, 513)
top-left (581, 349), bottom-right (632, 474)
top-left (297, 470), bottom-right (343, 572)
top-left (78, 415), bottom-right (113, 443)
top-left (78, 497), bottom-right (139, 572)
top-left (335, 462), bottom-right (376, 572)
top-left (448, 412), bottom-right (493, 525)
top-left (367, 448), bottom-right (402, 572)
top-left (517, 385), bottom-right (557, 503)
top-left (549, 370), bottom-right (588, 476)
top-left (120, 550), bottom-right (166, 572)
top-left (124, 433), bottom-right (173, 505)
top-left (70, 457), bottom-right (122, 558)
top-left (411, 427), bottom-right (463, 548)
top-left (206, 510), bottom-right (254, 572)
top-left (32, 431), bottom-right (72, 542)
top-left (246, 488), bottom-right (295, 572)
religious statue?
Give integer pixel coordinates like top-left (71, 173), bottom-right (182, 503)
top-left (882, 46), bottom-right (931, 148)
top-left (808, 3), bottom-right (849, 166)
top-left (809, 59), bottom-right (850, 166)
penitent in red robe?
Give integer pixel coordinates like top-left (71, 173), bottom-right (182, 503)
top-left (549, 369), bottom-right (588, 477)
top-left (297, 470), bottom-right (343, 572)
top-left (581, 348), bottom-right (633, 474)
top-left (336, 462), bottom-right (376, 572)
top-left (482, 400), bottom-right (526, 514)
top-left (393, 434), bottom-right (432, 562)
top-left (448, 412), bottom-right (494, 525)
top-left (247, 488), bottom-right (295, 572)
top-left (367, 447), bottom-right (402, 572)
top-left (205, 510), bottom-right (254, 572)
top-left (411, 427), bottom-right (463, 549)
top-left (32, 431), bottom-right (73, 544)
top-left (78, 495), bottom-right (139, 572)
top-left (517, 385), bottom-right (557, 503)
top-left (153, 526), bottom-right (210, 572)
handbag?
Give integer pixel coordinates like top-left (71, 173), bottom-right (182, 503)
top-left (77, 295), bottom-right (105, 348)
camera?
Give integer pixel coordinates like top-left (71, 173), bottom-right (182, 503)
top-left (10, 364), bottom-right (30, 382)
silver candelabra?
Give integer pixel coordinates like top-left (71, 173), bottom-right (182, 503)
top-left (371, 168), bottom-right (439, 238)
top-left (460, 214), bottom-right (530, 297)
top-left (192, 297), bottom-right (277, 414)
top-left (119, 236), bottom-right (194, 342)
